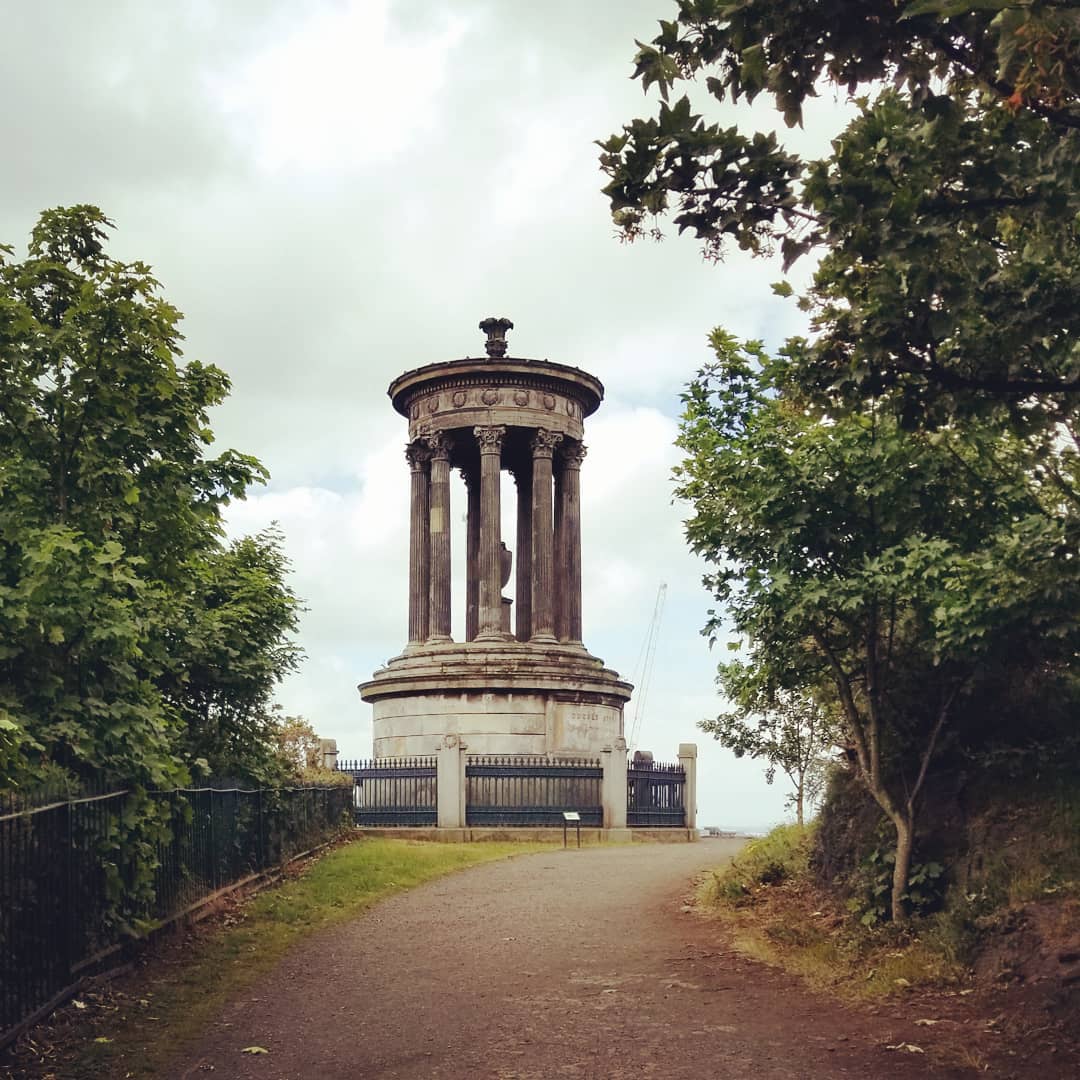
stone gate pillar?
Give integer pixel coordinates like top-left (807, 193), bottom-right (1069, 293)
top-left (679, 743), bottom-right (698, 833)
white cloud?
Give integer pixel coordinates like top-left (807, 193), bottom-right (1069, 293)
top-left (212, 0), bottom-right (470, 174)
top-left (0, 0), bottom-right (846, 828)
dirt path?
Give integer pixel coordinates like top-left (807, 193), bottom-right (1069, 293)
top-left (170, 841), bottom-right (967, 1079)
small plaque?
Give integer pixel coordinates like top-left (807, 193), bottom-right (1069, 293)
top-left (563, 811), bottom-right (581, 822)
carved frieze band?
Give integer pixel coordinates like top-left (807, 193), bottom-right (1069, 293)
top-left (407, 379), bottom-right (589, 420)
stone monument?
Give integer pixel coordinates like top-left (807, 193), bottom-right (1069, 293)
top-left (359, 318), bottom-right (633, 757)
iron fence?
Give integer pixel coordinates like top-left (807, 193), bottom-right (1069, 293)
top-left (0, 783), bottom-right (351, 1048)
top-left (627, 759), bottom-right (686, 826)
top-left (465, 756), bottom-right (602, 826)
top-left (337, 758), bottom-right (437, 826)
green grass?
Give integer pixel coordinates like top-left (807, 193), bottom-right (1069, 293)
top-left (26, 838), bottom-right (543, 1079)
top-left (699, 822), bottom-right (814, 908)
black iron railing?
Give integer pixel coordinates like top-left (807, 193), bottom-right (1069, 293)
top-left (0, 783), bottom-right (351, 1048)
top-left (337, 758), bottom-right (437, 826)
top-left (627, 759), bottom-right (686, 827)
top-left (465, 756), bottom-right (602, 827)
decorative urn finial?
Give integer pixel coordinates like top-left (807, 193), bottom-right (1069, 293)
top-left (479, 316), bottom-right (514, 358)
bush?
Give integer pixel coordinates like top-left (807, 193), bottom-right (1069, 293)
top-left (703, 823), bottom-right (814, 908)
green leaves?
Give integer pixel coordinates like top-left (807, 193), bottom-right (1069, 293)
top-left (0, 207), bottom-right (302, 795)
top-left (676, 331), bottom-right (1080, 902)
top-left (601, 1), bottom-right (1080, 411)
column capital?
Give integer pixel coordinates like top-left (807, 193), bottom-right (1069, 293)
top-left (530, 428), bottom-right (564, 459)
top-left (406, 441), bottom-right (432, 471)
top-left (425, 432), bottom-right (453, 460)
top-left (474, 425), bottom-right (507, 454)
top-left (560, 441), bottom-right (587, 469)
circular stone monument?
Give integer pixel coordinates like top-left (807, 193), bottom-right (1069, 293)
top-left (359, 318), bottom-right (633, 757)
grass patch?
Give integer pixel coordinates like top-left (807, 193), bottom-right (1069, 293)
top-left (6, 837), bottom-right (542, 1079)
top-left (699, 823), bottom-right (813, 908)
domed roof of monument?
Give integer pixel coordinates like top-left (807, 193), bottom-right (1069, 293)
top-left (388, 317), bottom-right (605, 419)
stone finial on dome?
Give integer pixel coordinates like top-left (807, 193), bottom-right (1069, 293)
top-left (479, 316), bottom-right (514, 358)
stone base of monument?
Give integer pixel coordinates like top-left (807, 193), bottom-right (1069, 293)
top-left (358, 640), bottom-right (632, 758)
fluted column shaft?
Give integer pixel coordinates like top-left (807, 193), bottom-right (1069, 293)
top-left (426, 433), bottom-right (453, 642)
top-left (554, 462), bottom-right (566, 641)
top-left (560, 442), bottom-right (586, 642)
top-left (475, 425), bottom-right (506, 639)
top-left (530, 428), bottom-right (563, 643)
top-left (406, 442), bottom-right (431, 647)
top-left (462, 467), bottom-right (480, 641)
top-left (513, 468), bottom-right (532, 641)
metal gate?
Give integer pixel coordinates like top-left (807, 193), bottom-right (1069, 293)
top-left (465, 756), bottom-right (602, 827)
top-left (337, 758), bottom-right (437, 826)
top-left (627, 759), bottom-right (686, 827)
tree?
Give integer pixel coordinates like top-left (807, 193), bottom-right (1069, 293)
top-left (161, 528), bottom-right (303, 783)
top-left (274, 714), bottom-right (323, 776)
top-left (599, 2), bottom-right (1080, 420)
top-left (701, 683), bottom-right (838, 826)
top-left (674, 331), bottom-right (1078, 920)
top-left (0, 206), bottom-right (301, 793)
top-left (271, 714), bottom-right (349, 785)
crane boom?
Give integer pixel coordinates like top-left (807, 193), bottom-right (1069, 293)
top-left (627, 583), bottom-right (667, 755)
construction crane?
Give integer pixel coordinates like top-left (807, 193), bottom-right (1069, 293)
top-left (627, 583), bottom-right (667, 756)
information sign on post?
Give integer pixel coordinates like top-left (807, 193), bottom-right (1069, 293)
top-left (563, 811), bottom-right (581, 849)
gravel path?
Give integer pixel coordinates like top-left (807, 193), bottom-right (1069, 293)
top-left (171, 841), bottom-right (964, 1079)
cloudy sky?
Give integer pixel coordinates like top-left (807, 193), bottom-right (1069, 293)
top-left (2, 1), bottom-right (851, 830)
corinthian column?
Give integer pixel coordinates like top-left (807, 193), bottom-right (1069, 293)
top-left (559, 441), bottom-right (587, 643)
top-left (512, 467), bottom-right (532, 642)
top-left (425, 432), bottom-right (453, 643)
top-left (475, 425), bottom-right (507, 640)
top-left (529, 428), bottom-right (563, 643)
top-left (554, 460), bottom-right (566, 641)
top-left (405, 441), bottom-right (431, 647)
top-left (461, 466), bottom-right (480, 641)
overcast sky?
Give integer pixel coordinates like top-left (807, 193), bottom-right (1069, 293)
top-left (2, 1), bottom-right (852, 831)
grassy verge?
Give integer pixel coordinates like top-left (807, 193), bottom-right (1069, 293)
top-left (697, 824), bottom-right (970, 999)
top-left (4, 837), bottom-right (542, 1079)
top-left (698, 787), bottom-right (1080, 1003)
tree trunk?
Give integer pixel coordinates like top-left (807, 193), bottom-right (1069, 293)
top-left (795, 784), bottom-right (805, 827)
top-left (891, 811), bottom-right (915, 924)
